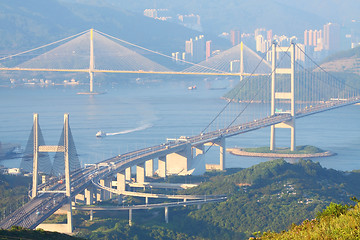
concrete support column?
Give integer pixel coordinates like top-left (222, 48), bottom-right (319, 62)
top-left (195, 144), bottom-right (204, 156)
top-left (129, 209), bottom-right (132, 226)
top-left (96, 188), bottom-right (101, 202)
top-left (270, 125), bottom-right (276, 151)
top-left (66, 202), bottom-right (73, 233)
top-left (85, 187), bottom-right (94, 205)
top-left (158, 156), bottom-right (166, 178)
top-left (290, 120), bottom-right (296, 151)
top-left (166, 143), bottom-right (192, 175)
top-left (117, 171), bottom-right (126, 193)
top-left (90, 209), bottom-right (93, 221)
top-left (100, 179), bottom-right (111, 201)
top-left (125, 167), bottom-right (131, 181)
top-left (136, 163), bottom-right (145, 183)
top-left (165, 206), bottom-right (169, 223)
top-left (219, 138), bottom-right (225, 171)
top-left (145, 159), bottom-right (154, 177)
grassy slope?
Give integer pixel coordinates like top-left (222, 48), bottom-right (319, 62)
top-left (259, 202), bottom-right (360, 239)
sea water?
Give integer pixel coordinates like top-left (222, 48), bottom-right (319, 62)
top-left (0, 77), bottom-right (359, 171)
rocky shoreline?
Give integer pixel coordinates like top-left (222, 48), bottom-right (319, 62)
top-left (227, 148), bottom-right (336, 158)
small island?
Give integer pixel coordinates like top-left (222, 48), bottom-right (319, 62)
top-left (227, 145), bottom-right (335, 158)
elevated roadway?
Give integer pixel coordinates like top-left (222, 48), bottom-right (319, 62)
top-left (0, 97), bottom-right (359, 230)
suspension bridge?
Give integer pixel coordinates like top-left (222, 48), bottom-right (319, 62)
top-left (0, 29), bottom-right (359, 233)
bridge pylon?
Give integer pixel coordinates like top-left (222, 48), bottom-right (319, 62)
top-left (270, 42), bottom-right (296, 151)
top-left (31, 113), bottom-right (73, 233)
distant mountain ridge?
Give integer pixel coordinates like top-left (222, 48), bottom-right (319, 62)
top-left (319, 46), bottom-right (360, 75)
top-left (2, 0), bottom-right (359, 55)
top-left (0, 0), bottom-right (229, 55)
top-left (64, 0), bottom-right (360, 35)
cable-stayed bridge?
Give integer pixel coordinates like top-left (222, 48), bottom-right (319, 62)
top-left (0, 29), bottom-right (270, 93)
top-left (0, 30), bottom-right (360, 233)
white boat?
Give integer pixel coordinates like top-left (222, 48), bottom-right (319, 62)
top-left (96, 131), bottom-right (106, 137)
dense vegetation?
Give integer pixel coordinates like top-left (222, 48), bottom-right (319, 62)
top-left (0, 174), bottom-right (31, 220)
top-left (0, 226), bottom-right (83, 240)
top-left (75, 159), bottom-right (360, 239)
top-left (322, 45), bottom-right (360, 63)
top-left (257, 200), bottom-right (360, 239)
top-left (242, 145), bottom-right (325, 154)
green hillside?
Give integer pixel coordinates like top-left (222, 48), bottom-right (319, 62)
top-left (0, 226), bottom-right (83, 240)
top-left (258, 200), bottom-right (360, 239)
top-left (0, 174), bottom-right (31, 220)
top-left (75, 159), bottom-right (360, 239)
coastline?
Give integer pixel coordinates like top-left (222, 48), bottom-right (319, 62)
top-left (227, 148), bottom-right (336, 158)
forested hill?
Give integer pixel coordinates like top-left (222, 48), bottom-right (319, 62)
top-left (179, 159), bottom-right (360, 239)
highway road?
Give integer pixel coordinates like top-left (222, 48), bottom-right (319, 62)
top-left (0, 97), bottom-right (359, 229)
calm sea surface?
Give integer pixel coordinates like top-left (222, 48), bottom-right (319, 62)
top-left (1, 77), bottom-right (359, 171)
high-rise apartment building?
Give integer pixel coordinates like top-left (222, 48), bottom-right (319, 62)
top-left (206, 40), bottom-right (212, 60)
top-left (323, 22), bottom-right (340, 52)
top-left (230, 30), bottom-right (241, 46)
top-left (304, 29), bottom-right (323, 50)
top-left (181, 35), bottom-right (206, 63)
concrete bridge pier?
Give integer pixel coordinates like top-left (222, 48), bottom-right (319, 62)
top-left (158, 156), bottom-right (167, 178)
top-left (90, 209), bottom-right (93, 221)
top-left (193, 144), bottom-right (205, 157)
top-left (117, 171), bottom-right (126, 192)
top-left (136, 163), bottom-right (145, 183)
top-left (67, 201), bottom-right (73, 233)
top-left (125, 167), bottom-right (131, 181)
top-left (205, 137), bottom-right (225, 171)
top-left (100, 178), bottom-right (111, 201)
top-left (219, 137), bottom-right (225, 171)
top-left (165, 206), bottom-right (169, 223)
top-left (145, 159), bottom-right (154, 177)
top-left (116, 170), bottom-right (126, 204)
top-left (85, 187), bottom-right (94, 205)
top-left (129, 209), bottom-right (133, 226)
top-left (166, 143), bottom-right (192, 175)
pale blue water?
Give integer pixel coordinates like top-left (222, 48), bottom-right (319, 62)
top-left (1, 77), bottom-right (359, 171)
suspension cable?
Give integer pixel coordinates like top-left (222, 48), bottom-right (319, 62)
top-left (201, 44), bottom-right (273, 134)
top-left (95, 29), bottom-right (228, 74)
top-left (0, 29), bottom-right (89, 62)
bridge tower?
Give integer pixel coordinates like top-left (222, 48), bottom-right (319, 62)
top-left (89, 28), bottom-right (95, 93)
top-left (31, 113), bottom-right (73, 233)
top-left (240, 41), bottom-right (244, 81)
top-left (270, 42), bottom-right (296, 151)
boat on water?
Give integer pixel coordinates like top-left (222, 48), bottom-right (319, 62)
top-left (64, 79), bottom-right (79, 85)
top-left (0, 142), bottom-right (22, 160)
top-left (188, 85), bottom-right (197, 90)
top-left (96, 131), bottom-right (106, 137)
